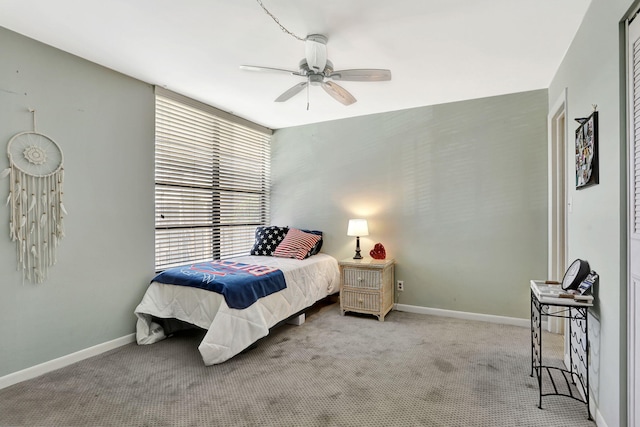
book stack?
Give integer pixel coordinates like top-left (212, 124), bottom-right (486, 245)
top-left (530, 280), bottom-right (594, 306)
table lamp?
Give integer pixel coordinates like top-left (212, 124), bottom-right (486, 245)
top-left (347, 219), bottom-right (369, 259)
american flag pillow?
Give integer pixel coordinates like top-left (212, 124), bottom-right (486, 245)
top-left (250, 226), bottom-right (289, 256)
top-left (273, 228), bottom-right (322, 260)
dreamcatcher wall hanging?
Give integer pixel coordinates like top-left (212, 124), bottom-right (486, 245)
top-left (2, 109), bottom-right (66, 283)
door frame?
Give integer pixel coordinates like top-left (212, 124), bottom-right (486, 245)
top-left (627, 13), bottom-right (640, 427)
top-left (548, 88), bottom-right (569, 335)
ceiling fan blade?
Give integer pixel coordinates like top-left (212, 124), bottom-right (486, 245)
top-left (275, 82), bottom-right (308, 102)
top-left (240, 65), bottom-right (302, 76)
top-left (328, 69), bottom-right (391, 82)
top-left (321, 81), bottom-right (357, 106)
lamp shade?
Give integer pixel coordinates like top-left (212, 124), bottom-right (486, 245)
top-left (347, 219), bottom-right (369, 237)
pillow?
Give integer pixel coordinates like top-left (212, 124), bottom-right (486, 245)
top-left (250, 226), bottom-right (289, 256)
top-left (301, 229), bottom-right (323, 257)
top-left (273, 228), bottom-right (322, 260)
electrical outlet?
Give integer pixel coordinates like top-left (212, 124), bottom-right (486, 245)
top-left (397, 280), bottom-right (404, 292)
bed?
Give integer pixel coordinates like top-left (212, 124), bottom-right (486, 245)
top-left (135, 252), bottom-right (340, 365)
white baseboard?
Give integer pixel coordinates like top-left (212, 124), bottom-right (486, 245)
top-left (593, 405), bottom-right (606, 427)
top-left (394, 303), bottom-right (530, 328)
top-left (0, 333), bottom-right (135, 390)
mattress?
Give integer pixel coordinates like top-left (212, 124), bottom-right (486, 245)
top-left (135, 254), bottom-right (340, 365)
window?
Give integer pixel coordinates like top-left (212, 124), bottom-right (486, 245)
top-left (154, 88), bottom-right (272, 270)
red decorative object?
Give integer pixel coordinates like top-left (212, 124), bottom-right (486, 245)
top-left (370, 243), bottom-right (386, 260)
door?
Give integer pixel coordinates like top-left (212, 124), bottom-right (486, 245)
top-left (627, 14), bottom-right (640, 427)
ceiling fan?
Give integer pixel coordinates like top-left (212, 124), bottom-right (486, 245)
top-left (240, 34), bottom-right (391, 107)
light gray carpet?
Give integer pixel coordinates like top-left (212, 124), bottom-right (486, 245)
top-left (0, 302), bottom-right (594, 427)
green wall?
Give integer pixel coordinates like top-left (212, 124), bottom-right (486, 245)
top-left (0, 27), bottom-right (155, 377)
top-left (271, 89), bottom-right (549, 320)
top-left (548, 0), bottom-right (635, 425)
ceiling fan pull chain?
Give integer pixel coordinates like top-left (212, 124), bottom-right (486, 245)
top-left (306, 76), bottom-right (310, 110)
top-left (255, 0), bottom-right (305, 42)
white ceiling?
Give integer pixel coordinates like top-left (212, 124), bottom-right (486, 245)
top-left (0, 0), bottom-right (591, 130)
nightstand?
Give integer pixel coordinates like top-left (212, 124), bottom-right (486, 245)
top-left (339, 258), bottom-right (395, 321)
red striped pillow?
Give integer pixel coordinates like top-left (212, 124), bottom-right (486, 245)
top-left (273, 228), bottom-right (322, 260)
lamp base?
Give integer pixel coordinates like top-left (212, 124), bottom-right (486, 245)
top-left (353, 236), bottom-right (363, 259)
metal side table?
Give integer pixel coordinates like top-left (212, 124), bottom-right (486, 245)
top-left (530, 280), bottom-right (592, 420)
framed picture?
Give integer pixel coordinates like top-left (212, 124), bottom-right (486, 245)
top-left (575, 111), bottom-right (599, 189)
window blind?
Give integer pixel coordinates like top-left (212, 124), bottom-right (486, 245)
top-left (155, 88), bottom-right (272, 270)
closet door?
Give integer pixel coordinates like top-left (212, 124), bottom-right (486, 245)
top-left (628, 15), bottom-right (640, 427)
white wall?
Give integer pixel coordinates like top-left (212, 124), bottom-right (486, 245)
top-left (548, 0), bottom-right (633, 425)
top-left (271, 89), bottom-right (548, 320)
top-left (0, 27), bottom-right (155, 377)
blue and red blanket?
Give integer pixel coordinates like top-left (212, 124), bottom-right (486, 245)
top-left (152, 261), bottom-right (286, 309)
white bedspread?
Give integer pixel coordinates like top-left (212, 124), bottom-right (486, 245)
top-left (135, 254), bottom-right (340, 365)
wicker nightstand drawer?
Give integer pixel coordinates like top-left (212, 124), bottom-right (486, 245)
top-left (341, 290), bottom-right (380, 312)
top-left (342, 268), bottom-right (381, 290)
